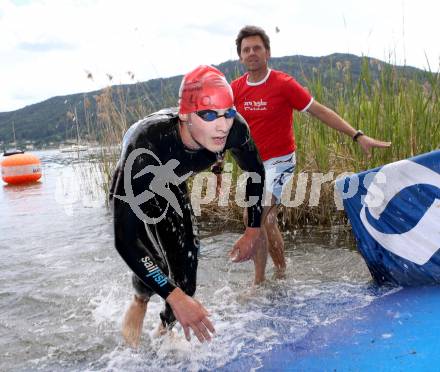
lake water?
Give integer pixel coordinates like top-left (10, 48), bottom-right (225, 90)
top-left (0, 150), bottom-right (390, 371)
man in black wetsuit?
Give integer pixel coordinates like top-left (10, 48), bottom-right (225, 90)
top-left (110, 65), bottom-right (265, 347)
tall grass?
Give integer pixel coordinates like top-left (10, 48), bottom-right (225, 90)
top-left (84, 74), bottom-right (162, 198)
top-left (85, 57), bottom-right (440, 227)
top-left (276, 56), bottom-right (440, 227)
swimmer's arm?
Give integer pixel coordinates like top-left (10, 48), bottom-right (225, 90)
top-left (112, 145), bottom-right (177, 299)
top-left (115, 218), bottom-right (216, 343)
top-left (229, 134), bottom-right (265, 228)
top-left (113, 196), bottom-right (178, 299)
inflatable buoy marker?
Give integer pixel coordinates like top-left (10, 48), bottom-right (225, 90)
top-left (1, 153), bottom-right (42, 185)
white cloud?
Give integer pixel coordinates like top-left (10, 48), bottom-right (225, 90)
top-left (0, 0), bottom-right (439, 111)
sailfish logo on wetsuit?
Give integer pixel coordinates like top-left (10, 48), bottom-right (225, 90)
top-left (114, 148), bottom-right (193, 224)
top-left (141, 256), bottom-right (167, 287)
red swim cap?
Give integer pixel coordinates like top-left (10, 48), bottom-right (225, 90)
top-left (178, 65), bottom-right (234, 114)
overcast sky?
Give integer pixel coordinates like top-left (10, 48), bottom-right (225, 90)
top-left (1, 0), bottom-right (439, 112)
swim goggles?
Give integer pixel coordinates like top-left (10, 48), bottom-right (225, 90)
top-left (195, 108), bottom-right (237, 122)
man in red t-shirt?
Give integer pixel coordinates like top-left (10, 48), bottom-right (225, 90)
top-left (228, 25), bottom-right (391, 284)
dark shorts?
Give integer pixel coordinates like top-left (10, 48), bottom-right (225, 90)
top-left (132, 182), bottom-right (199, 328)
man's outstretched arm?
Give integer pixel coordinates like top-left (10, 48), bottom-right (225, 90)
top-left (307, 101), bottom-right (391, 156)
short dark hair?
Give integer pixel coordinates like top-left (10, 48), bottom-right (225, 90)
top-left (236, 25), bottom-right (271, 56)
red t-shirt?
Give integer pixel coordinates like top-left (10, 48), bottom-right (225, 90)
top-left (231, 69), bottom-right (313, 161)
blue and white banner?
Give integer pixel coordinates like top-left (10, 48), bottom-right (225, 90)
top-left (336, 150), bottom-right (440, 286)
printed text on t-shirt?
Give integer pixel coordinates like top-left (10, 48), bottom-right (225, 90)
top-left (244, 99), bottom-right (267, 111)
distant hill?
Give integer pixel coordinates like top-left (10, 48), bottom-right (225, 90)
top-left (0, 53), bottom-right (429, 147)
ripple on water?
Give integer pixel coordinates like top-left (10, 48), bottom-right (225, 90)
top-left (1, 153), bottom-right (389, 371)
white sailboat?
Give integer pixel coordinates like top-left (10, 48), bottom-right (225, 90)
top-left (59, 107), bottom-right (89, 153)
top-left (59, 144), bottom-right (89, 153)
top-left (3, 121), bottom-right (24, 156)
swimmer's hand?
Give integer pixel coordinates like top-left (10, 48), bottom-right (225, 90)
top-left (229, 227), bottom-right (262, 262)
top-left (166, 288), bottom-right (215, 343)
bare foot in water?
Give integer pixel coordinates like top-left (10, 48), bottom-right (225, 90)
top-left (153, 322), bottom-right (175, 338)
top-left (122, 295), bottom-right (148, 348)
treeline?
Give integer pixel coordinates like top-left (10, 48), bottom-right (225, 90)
top-left (0, 53), bottom-right (429, 147)
top-left (72, 52), bottom-right (440, 227)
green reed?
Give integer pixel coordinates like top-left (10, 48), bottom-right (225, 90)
top-left (87, 57), bottom-right (440, 226)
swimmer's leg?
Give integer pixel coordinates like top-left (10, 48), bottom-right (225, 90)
top-left (122, 275), bottom-right (153, 348)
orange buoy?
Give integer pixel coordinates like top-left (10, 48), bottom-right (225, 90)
top-left (1, 153), bottom-right (42, 185)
